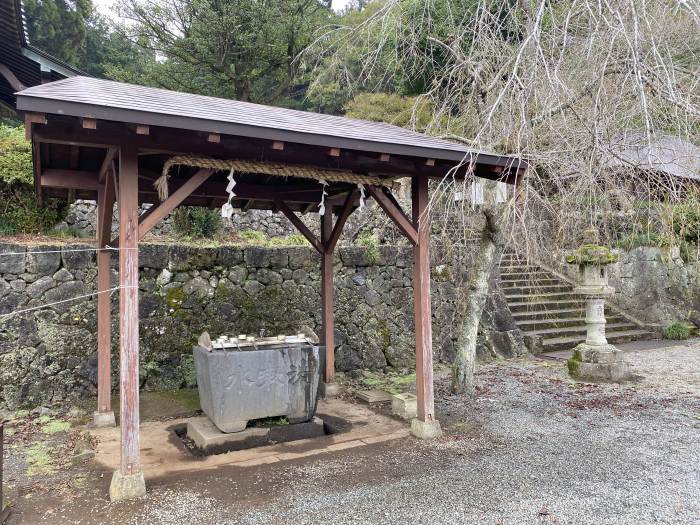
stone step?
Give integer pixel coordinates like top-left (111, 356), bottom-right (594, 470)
top-left (508, 299), bottom-right (584, 312)
top-left (541, 329), bottom-right (655, 351)
top-left (500, 258), bottom-right (529, 266)
top-left (502, 284), bottom-right (573, 295)
top-left (499, 271), bottom-right (556, 280)
top-left (500, 266), bottom-right (543, 273)
top-left (524, 322), bottom-right (639, 338)
top-left (515, 315), bottom-right (628, 330)
top-left (504, 291), bottom-right (580, 301)
top-left (500, 278), bottom-right (561, 287)
top-left (511, 308), bottom-right (585, 319)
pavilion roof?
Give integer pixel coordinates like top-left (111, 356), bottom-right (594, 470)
top-left (16, 76), bottom-right (516, 167)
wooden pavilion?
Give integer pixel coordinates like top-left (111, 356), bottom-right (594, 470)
top-left (15, 76), bottom-right (525, 500)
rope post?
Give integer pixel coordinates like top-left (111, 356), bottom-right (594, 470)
top-left (0, 420), bottom-right (10, 524)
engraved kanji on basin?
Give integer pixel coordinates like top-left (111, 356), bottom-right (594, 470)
top-left (193, 336), bottom-right (323, 433)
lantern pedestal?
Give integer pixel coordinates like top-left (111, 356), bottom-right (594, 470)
top-left (566, 263), bottom-right (632, 382)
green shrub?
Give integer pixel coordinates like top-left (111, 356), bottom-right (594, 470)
top-left (345, 93), bottom-right (434, 132)
top-left (671, 200), bottom-right (700, 244)
top-left (615, 232), bottom-right (670, 251)
top-left (0, 124), bottom-right (33, 185)
top-left (239, 229), bottom-right (268, 245)
top-left (172, 206), bottom-right (222, 238)
top-left (268, 233), bottom-right (309, 247)
top-left (662, 322), bottom-right (691, 340)
top-left (0, 125), bottom-right (67, 234)
top-left (357, 232), bottom-right (380, 264)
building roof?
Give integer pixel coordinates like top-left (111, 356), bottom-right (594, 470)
top-left (0, 0), bottom-right (82, 109)
top-left (607, 133), bottom-right (700, 182)
top-left (16, 76), bottom-right (519, 167)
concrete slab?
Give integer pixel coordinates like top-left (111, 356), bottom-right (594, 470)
top-left (187, 417), bottom-right (269, 452)
top-left (356, 389), bottom-right (392, 404)
top-left (187, 416), bottom-right (326, 454)
top-left (391, 393), bottom-right (417, 419)
top-left (90, 398), bottom-right (409, 481)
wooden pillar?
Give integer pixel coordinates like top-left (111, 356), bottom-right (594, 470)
top-left (94, 171), bottom-right (116, 427)
top-left (412, 176), bottom-right (436, 424)
top-left (320, 210), bottom-right (334, 383)
top-left (109, 142), bottom-right (145, 500)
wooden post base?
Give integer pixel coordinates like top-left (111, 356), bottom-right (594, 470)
top-left (109, 471), bottom-right (146, 501)
top-left (320, 382), bottom-right (342, 398)
top-left (410, 418), bottom-right (442, 440)
top-left (92, 411), bottom-right (116, 428)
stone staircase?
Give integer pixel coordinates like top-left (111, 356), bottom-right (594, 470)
top-left (499, 251), bottom-right (655, 352)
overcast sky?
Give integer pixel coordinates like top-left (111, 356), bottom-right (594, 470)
top-left (93, 0), bottom-right (353, 18)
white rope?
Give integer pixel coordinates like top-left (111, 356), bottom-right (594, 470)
top-left (221, 168), bottom-right (236, 219)
top-left (0, 285), bottom-right (139, 320)
top-left (318, 179), bottom-right (328, 216)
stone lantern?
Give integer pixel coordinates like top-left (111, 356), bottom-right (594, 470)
top-left (565, 231), bottom-right (632, 382)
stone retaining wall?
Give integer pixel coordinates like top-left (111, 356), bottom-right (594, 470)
top-left (59, 199), bottom-right (404, 244)
top-left (607, 247), bottom-right (700, 325)
top-left (0, 242), bottom-right (524, 409)
top-left (556, 246), bottom-right (700, 326)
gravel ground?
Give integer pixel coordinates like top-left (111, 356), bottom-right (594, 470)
top-left (230, 343), bottom-right (700, 525)
top-left (8, 341), bottom-right (700, 525)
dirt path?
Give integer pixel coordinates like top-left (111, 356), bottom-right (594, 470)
top-left (4, 341), bottom-right (699, 524)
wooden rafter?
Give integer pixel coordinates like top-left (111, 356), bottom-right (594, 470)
top-left (138, 168), bottom-right (213, 238)
top-left (274, 199), bottom-right (323, 254)
top-left (366, 185), bottom-right (417, 245)
top-left (98, 148), bottom-right (118, 184)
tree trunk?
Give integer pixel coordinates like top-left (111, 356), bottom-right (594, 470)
top-left (451, 205), bottom-right (504, 395)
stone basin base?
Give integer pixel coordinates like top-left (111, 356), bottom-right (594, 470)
top-left (183, 416), bottom-right (328, 455)
top-left (568, 343), bottom-right (633, 382)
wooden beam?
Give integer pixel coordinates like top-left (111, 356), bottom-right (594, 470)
top-left (135, 125), bottom-right (150, 135)
top-left (138, 168), bottom-right (213, 239)
top-left (207, 133), bottom-right (220, 143)
top-left (98, 148), bottom-right (118, 184)
top-left (96, 174), bottom-right (115, 420)
top-left (411, 176), bottom-right (435, 423)
top-left (328, 147), bottom-right (340, 157)
top-left (97, 170), bottom-right (116, 249)
top-left (275, 199), bottom-right (323, 253)
top-left (81, 118), bottom-right (97, 130)
top-left (425, 158), bottom-right (435, 166)
top-left (320, 211), bottom-right (335, 383)
top-left (0, 63), bottom-right (25, 91)
top-left (41, 169), bottom-right (100, 191)
top-left (366, 185), bottom-right (417, 245)
top-left (272, 141), bottom-right (285, 151)
top-left (326, 190), bottom-right (357, 253)
top-left (24, 112), bottom-right (46, 140)
top-left (117, 142), bottom-right (142, 479)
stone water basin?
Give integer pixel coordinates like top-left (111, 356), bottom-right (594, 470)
top-left (193, 337), bottom-right (322, 433)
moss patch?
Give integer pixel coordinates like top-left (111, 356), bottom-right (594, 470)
top-left (41, 418), bottom-right (71, 435)
top-left (566, 244), bottom-right (618, 265)
top-left (567, 348), bottom-right (583, 378)
top-left (360, 370), bottom-right (416, 395)
top-left (165, 286), bottom-right (187, 309)
top-left (25, 442), bottom-right (56, 476)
